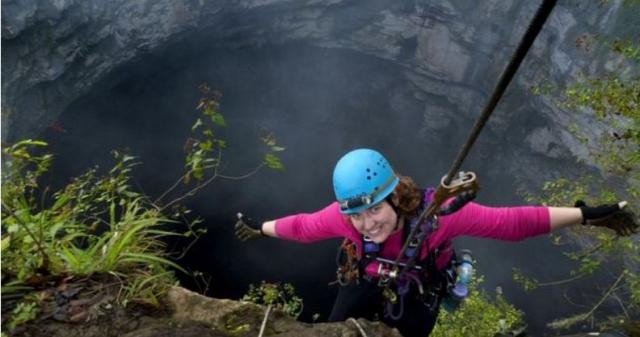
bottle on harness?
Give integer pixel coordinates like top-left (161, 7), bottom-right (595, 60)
top-left (440, 249), bottom-right (475, 312)
top-left (451, 249), bottom-right (474, 300)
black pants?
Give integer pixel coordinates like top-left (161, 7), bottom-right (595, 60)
top-left (328, 281), bottom-right (439, 337)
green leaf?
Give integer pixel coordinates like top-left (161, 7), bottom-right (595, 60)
top-left (191, 118), bottom-right (203, 131)
top-left (7, 224), bottom-right (19, 233)
top-left (199, 140), bottom-right (213, 151)
top-left (120, 253), bottom-right (187, 274)
top-left (264, 153), bottom-right (284, 171)
top-left (211, 113), bottom-right (226, 127)
top-left (51, 193), bottom-right (71, 211)
top-left (1, 235), bottom-right (11, 251)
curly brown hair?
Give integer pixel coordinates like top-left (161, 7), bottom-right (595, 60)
top-left (390, 175), bottom-right (422, 218)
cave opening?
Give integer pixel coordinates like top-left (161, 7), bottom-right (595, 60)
top-left (38, 38), bottom-right (594, 334)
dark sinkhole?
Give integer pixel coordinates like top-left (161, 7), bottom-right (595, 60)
top-left (40, 41), bottom-right (602, 335)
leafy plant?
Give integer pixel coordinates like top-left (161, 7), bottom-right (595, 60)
top-left (520, 178), bottom-right (639, 330)
top-left (1, 143), bottom-right (184, 305)
top-left (432, 277), bottom-right (525, 337)
top-left (1, 85), bottom-right (286, 331)
top-left (155, 83), bottom-right (285, 211)
top-left (7, 301), bottom-right (39, 331)
top-left (521, 5), bottom-right (639, 331)
top-left (242, 281), bottom-right (303, 318)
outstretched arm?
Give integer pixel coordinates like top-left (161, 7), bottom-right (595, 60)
top-left (235, 202), bottom-right (352, 242)
top-left (437, 200), bottom-right (636, 241)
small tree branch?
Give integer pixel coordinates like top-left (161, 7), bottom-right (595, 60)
top-left (610, 291), bottom-right (629, 319)
top-left (159, 174), bottom-right (218, 212)
top-left (160, 163), bottom-right (266, 212)
top-left (573, 242), bottom-right (604, 259)
top-left (583, 271), bottom-right (625, 319)
top-left (154, 172), bottom-right (190, 205)
top-left (537, 272), bottom-right (586, 287)
top-left (218, 163), bottom-right (265, 180)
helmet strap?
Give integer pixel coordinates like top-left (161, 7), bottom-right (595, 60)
top-left (385, 195), bottom-right (402, 231)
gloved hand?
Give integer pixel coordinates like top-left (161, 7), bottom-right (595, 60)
top-left (234, 212), bottom-right (264, 241)
top-left (576, 200), bottom-right (638, 236)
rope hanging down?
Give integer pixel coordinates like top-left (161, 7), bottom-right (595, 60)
top-left (393, 0), bottom-right (558, 273)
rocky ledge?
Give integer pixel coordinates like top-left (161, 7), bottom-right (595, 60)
top-left (18, 286), bottom-right (402, 337)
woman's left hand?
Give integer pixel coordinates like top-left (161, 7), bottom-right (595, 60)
top-left (577, 201), bottom-right (638, 236)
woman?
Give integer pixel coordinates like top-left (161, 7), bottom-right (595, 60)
top-left (235, 148), bottom-right (636, 337)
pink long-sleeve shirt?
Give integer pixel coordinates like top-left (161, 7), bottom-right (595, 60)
top-left (274, 201), bottom-right (550, 268)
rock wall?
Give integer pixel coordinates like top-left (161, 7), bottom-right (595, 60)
top-left (21, 286), bottom-right (403, 337)
top-left (1, 0), bottom-right (631, 158)
top-left (3, 2), bottom-right (638, 333)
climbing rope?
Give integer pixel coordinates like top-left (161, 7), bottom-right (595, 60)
top-left (443, 0), bottom-right (558, 185)
top-left (258, 304), bottom-right (272, 337)
top-left (348, 318), bottom-right (369, 337)
top-left (394, 0), bottom-right (558, 275)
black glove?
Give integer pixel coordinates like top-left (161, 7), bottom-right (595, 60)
top-left (234, 213), bottom-right (264, 241)
top-left (575, 200), bottom-right (638, 236)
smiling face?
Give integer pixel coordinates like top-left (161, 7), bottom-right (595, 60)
top-left (349, 200), bottom-right (401, 243)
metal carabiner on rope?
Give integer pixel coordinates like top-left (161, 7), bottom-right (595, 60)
top-left (440, 171), bottom-right (478, 193)
top-left (436, 171), bottom-right (479, 216)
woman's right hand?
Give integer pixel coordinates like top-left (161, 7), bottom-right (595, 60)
top-left (234, 213), bottom-right (264, 241)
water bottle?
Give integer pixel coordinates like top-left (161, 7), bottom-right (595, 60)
top-left (452, 250), bottom-right (474, 300)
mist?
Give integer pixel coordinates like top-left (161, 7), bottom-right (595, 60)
top-left (34, 34), bottom-right (614, 335)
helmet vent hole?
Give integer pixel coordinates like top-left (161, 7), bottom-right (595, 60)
top-left (366, 168), bottom-right (371, 172)
top-left (367, 176), bottom-right (371, 180)
top-left (373, 172), bottom-right (377, 176)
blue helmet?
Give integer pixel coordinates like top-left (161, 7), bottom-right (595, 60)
top-left (333, 148), bottom-right (399, 214)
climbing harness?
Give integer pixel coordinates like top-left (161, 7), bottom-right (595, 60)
top-left (333, 0), bottom-right (558, 320)
top-left (334, 189), bottom-right (463, 319)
